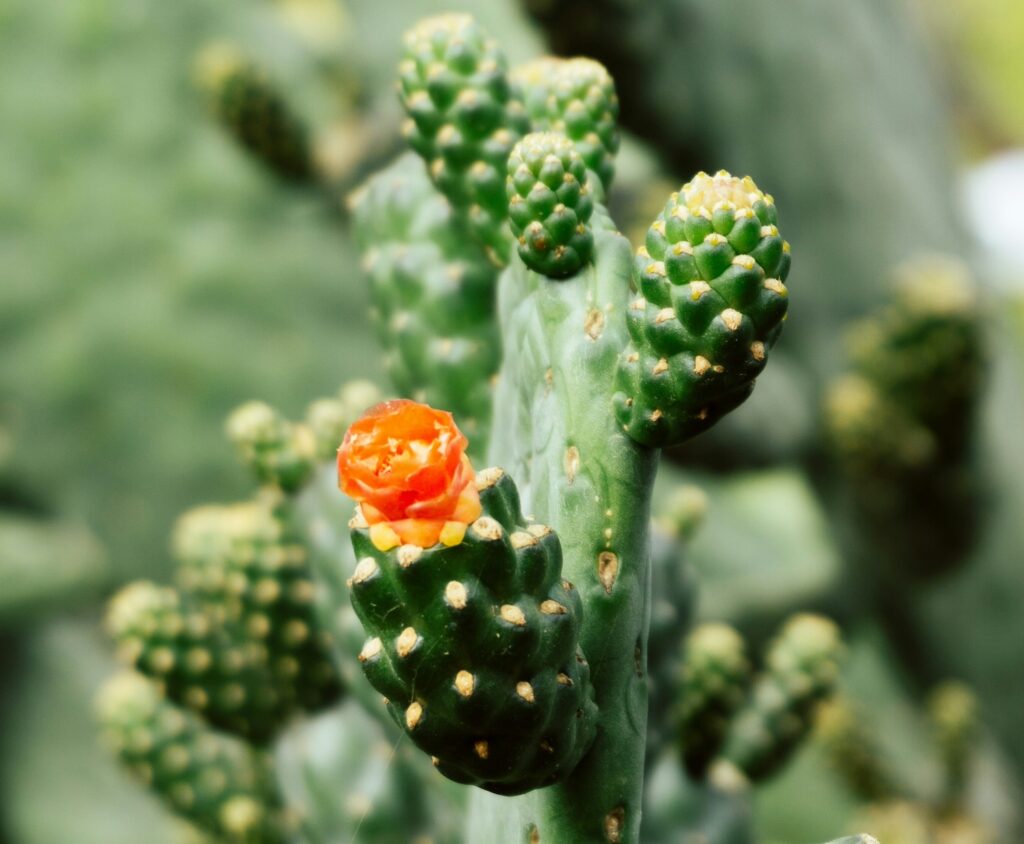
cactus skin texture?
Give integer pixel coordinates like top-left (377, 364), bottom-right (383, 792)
top-left (506, 132), bottom-right (595, 279)
top-left (349, 152), bottom-right (499, 451)
top-left (226, 402), bottom-right (316, 494)
top-left (346, 466), bottom-right (597, 795)
top-left (723, 614), bottom-right (843, 781)
top-left (97, 671), bottom-right (288, 844)
top-left (397, 13), bottom-right (529, 261)
top-left (512, 57), bottom-right (620, 192)
top-left (195, 45), bottom-right (313, 183)
top-left (614, 171), bottom-right (791, 447)
top-left (677, 623), bottom-right (751, 780)
top-left (815, 697), bottom-right (899, 803)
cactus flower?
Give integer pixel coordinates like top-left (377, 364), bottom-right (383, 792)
top-left (337, 399), bottom-right (482, 550)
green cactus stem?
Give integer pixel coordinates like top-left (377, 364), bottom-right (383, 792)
top-left (97, 671), bottom-right (289, 843)
top-left (512, 57), bottom-right (620, 192)
top-left (349, 152), bottom-right (499, 451)
top-left (677, 623), bottom-right (751, 780)
top-left (467, 206), bottom-right (657, 842)
top-left (722, 614), bottom-right (843, 782)
top-left (347, 466), bottom-right (597, 795)
top-left (397, 14), bottom-right (529, 261)
top-left (613, 170), bottom-right (791, 447)
top-left (195, 44), bottom-right (314, 183)
top-left (506, 132), bottom-right (595, 279)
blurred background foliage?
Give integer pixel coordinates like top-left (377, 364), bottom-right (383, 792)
top-left (2, 0), bottom-right (1024, 841)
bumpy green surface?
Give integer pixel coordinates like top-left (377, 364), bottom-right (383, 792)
top-left (724, 614), bottom-right (843, 782)
top-left (97, 671), bottom-right (287, 843)
top-left (506, 132), bottom-right (595, 279)
top-left (197, 46), bottom-right (313, 183)
top-left (470, 209), bottom-right (658, 842)
top-left (350, 153), bottom-right (499, 450)
top-left (347, 467), bottom-right (597, 795)
top-left (512, 57), bottom-right (619, 191)
top-left (678, 623), bottom-right (751, 779)
top-left (397, 14), bottom-right (529, 260)
top-left (172, 497), bottom-right (340, 721)
top-left (614, 171), bottom-right (791, 447)
top-left (927, 681), bottom-right (977, 806)
top-left (107, 580), bottom-right (287, 742)
top-left (225, 401), bottom-right (315, 494)
top-left (107, 494), bottom-right (339, 743)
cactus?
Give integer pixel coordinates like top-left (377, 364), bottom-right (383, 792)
top-left (99, 12), bottom-right (859, 843)
top-left (195, 44), bottom-right (315, 183)
top-left (826, 258), bottom-right (985, 579)
top-left (97, 671), bottom-right (289, 843)
top-left (332, 15), bottom-right (844, 842)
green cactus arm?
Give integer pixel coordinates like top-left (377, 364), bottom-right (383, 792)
top-left (506, 132), bottom-right (595, 279)
top-left (397, 14), bottom-right (529, 262)
top-left (722, 614), bottom-right (844, 782)
top-left (466, 208), bottom-right (657, 842)
top-left (814, 697), bottom-right (901, 803)
top-left (928, 681), bottom-right (978, 809)
top-left (613, 171), bottom-right (791, 448)
top-left (349, 153), bottom-right (499, 453)
top-left (346, 466), bottom-right (597, 795)
top-left (195, 44), bottom-right (315, 184)
top-left (97, 671), bottom-right (290, 843)
top-left (511, 57), bottom-right (620, 193)
top-left (677, 623), bottom-right (751, 780)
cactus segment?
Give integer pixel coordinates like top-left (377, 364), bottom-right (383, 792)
top-left (826, 258), bottom-right (984, 578)
top-left (724, 614), bottom-right (843, 781)
top-left (195, 44), bottom-right (313, 183)
top-left (171, 499), bottom-right (341, 728)
top-left (613, 170), bottom-right (791, 447)
top-left (512, 57), bottom-right (620, 192)
top-left (106, 581), bottom-right (289, 742)
top-left (345, 467), bottom-right (597, 795)
top-left (397, 14), bottom-right (529, 260)
top-left (226, 401), bottom-right (316, 493)
top-left (678, 623), bottom-right (751, 779)
top-left (350, 153), bottom-right (499, 451)
top-left (506, 132), bottom-right (595, 279)
top-left (815, 698), bottom-right (898, 803)
top-left (97, 671), bottom-right (288, 843)
top-left (928, 681), bottom-right (978, 807)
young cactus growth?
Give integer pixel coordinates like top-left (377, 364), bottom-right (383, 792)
top-left (506, 132), bottom-right (595, 279)
top-left (397, 13), bottom-right (529, 260)
top-left (338, 400), bottom-right (597, 794)
top-left (614, 171), bottom-right (791, 447)
top-left (677, 622), bottom-right (751, 779)
top-left (512, 57), bottom-right (620, 191)
top-left (226, 401), bottom-right (316, 493)
top-left (723, 614), bottom-right (843, 781)
top-left (97, 671), bottom-right (289, 843)
top-left (195, 44), bottom-right (314, 183)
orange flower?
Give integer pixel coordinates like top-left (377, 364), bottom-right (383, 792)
top-left (337, 399), bottom-right (481, 550)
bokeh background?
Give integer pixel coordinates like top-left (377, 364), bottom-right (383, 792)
top-left (2, 0), bottom-right (1023, 841)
